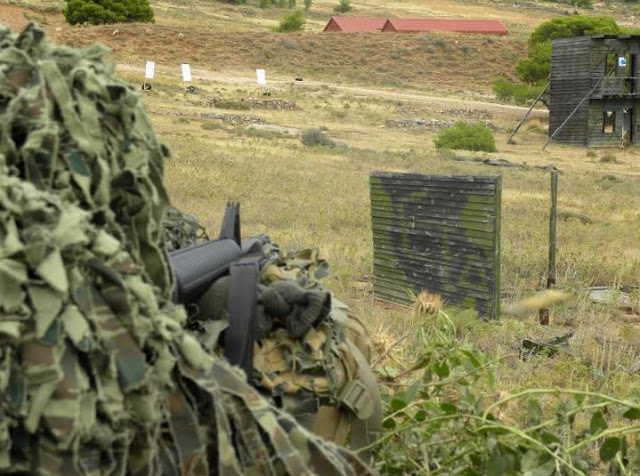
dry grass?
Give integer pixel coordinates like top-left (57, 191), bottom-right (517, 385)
top-left (132, 73), bottom-right (640, 402)
top-left (3, 0), bottom-right (640, 443)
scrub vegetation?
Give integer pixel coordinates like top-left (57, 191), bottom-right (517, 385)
top-left (2, 0), bottom-right (640, 472)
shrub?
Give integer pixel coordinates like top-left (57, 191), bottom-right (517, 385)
top-left (303, 0), bottom-right (311, 10)
top-left (215, 100), bottom-right (250, 110)
top-left (492, 78), bottom-right (546, 105)
top-left (434, 38), bottom-right (448, 50)
top-left (373, 307), bottom-right (640, 475)
top-left (333, 0), bottom-right (352, 14)
top-left (273, 9), bottom-right (305, 32)
top-left (528, 15), bottom-right (619, 47)
top-left (301, 128), bottom-right (336, 147)
top-left (516, 16), bottom-right (620, 84)
top-left (600, 153), bottom-right (618, 163)
top-left (64, 0), bottom-right (154, 25)
top-left (434, 121), bottom-right (496, 153)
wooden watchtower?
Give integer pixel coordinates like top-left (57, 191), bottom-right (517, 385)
top-left (549, 35), bottom-right (640, 147)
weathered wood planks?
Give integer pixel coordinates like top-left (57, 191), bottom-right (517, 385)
top-left (370, 171), bottom-right (501, 319)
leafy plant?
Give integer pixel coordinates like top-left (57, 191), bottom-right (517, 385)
top-left (518, 16), bottom-right (621, 85)
top-left (434, 121), bottom-right (496, 152)
top-left (273, 9), bottom-right (305, 32)
top-left (64, 0), bottom-right (154, 25)
top-left (215, 100), bottom-right (251, 110)
top-left (495, 16), bottom-right (622, 104)
top-left (600, 153), bottom-right (618, 163)
top-left (333, 0), bottom-right (352, 14)
top-left (301, 128), bottom-right (336, 147)
top-left (492, 78), bottom-right (546, 106)
top-left (372, 307), bottom-right (640, 475)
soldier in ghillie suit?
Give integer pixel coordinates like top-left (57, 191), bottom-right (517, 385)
top-left (0, 23), bottom-right (377, 474)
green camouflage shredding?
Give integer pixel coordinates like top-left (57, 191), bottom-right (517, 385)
top-left (0, 23), bottom-right (374, 475)
top-left (164, 207), bottom-right (209, 252)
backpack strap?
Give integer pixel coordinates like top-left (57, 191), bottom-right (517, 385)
top-left (224, 257), bottom-right (260, 377)
top-left (342, 340), bottom-right (382, 465)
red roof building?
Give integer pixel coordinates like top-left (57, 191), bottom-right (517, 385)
top-left (323, 17), bottom-right (387, 33)
top-left (382, 19), bottom-right (508, 35)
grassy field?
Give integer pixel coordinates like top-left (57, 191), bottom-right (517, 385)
top-left (121, 71), bottom-right (640, 403)
top-left (3, 0), bottom-right (640, 469)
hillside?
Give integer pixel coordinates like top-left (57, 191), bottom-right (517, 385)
top-left (2, 0), bottom-right (636, 95)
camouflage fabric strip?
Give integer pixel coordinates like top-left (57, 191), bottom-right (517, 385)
top-left (224, 394), bottom-right (276, 474)
top-left (166, 389), bottom-right (208, 475)
top-left (181, 360), bottom-right (375, 475)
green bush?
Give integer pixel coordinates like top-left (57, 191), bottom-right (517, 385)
top-left (528, 15), bottom-right (619, 47)
top-left (333, 0), bottom-right (352, 13)
top-left (434, 121), bottom-right (496, 153)
top-left (64, 0), bottom-right (154, 25)
top-left (215, 100), bottom-right (251, 110)
top-left (301, 128), bottom-right (335, 147)
top-left (515, 16), bottom-right (621, 85)
top-left (273, 9), bottom-right (305, 32)
top-left (492, 78), bottom-right (546, 105)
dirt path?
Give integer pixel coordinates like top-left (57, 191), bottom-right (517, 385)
top-left (116, 64), bottom-right (547, 121)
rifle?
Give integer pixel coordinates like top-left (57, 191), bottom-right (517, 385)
top-left (169, 202), bottom-right (268, 377)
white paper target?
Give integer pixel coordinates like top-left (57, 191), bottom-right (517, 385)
top-left (256, 69), bottom-right (267, 86)
top-left (181, 64), bottom-right (192, 82)
top-left (145, 61), bottom-right (155, 79)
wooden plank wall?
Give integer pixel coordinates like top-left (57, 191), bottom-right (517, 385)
top-left (551, 35), bottom-right (640, 147)
top-left (549, 37), bottom-right (592, 146)
top-left (370, 171), bottom-right (501, 319)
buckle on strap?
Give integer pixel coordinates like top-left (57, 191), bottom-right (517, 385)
top-left (338, 379), bottom-right (373, 420)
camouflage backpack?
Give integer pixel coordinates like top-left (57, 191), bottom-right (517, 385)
top-left (165, 208), bottom-right (382, 460)
top-left (0, 23), bottom-right (375, 475)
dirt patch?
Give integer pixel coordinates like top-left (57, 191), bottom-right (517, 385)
top-left (0, 4), bottom-right (66, 32)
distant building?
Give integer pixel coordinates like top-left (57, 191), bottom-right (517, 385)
top-left (381, 19), bottom-right (508, 35)
top-left (549, 35), bottom-right (640, 147)
top-left (323, 17), bottom-right (387, 33)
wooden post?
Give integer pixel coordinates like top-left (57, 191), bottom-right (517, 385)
top-left (539, 170), bottom-right (558, 325)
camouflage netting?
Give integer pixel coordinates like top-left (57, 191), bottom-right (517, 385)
top-left (0, 23), bottom-right (373, 475)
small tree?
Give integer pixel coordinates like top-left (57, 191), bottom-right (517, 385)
top-left (333, 0), bottom-right (352, 14)
top-left (517, 16), bottom-right (621, 85)
top-left (273, 9), bottom-right (305, 32)
top-left (434, 121), bottom-right (496, 152)
top-left (64, 0), bottom-right (154, 25)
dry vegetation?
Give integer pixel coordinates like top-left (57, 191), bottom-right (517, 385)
top-left (125, 72), bottom-right (640, 405)
top-left (3, 0), bottom-right (640, 469)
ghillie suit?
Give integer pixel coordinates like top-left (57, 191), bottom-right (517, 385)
top-left (165, 209), bottom-right (382, 460)
top-left (0, 23), bottom-right (374, 475)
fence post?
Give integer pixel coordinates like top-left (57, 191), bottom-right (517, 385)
top-left (540, 170), bottom-right (558, 325)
